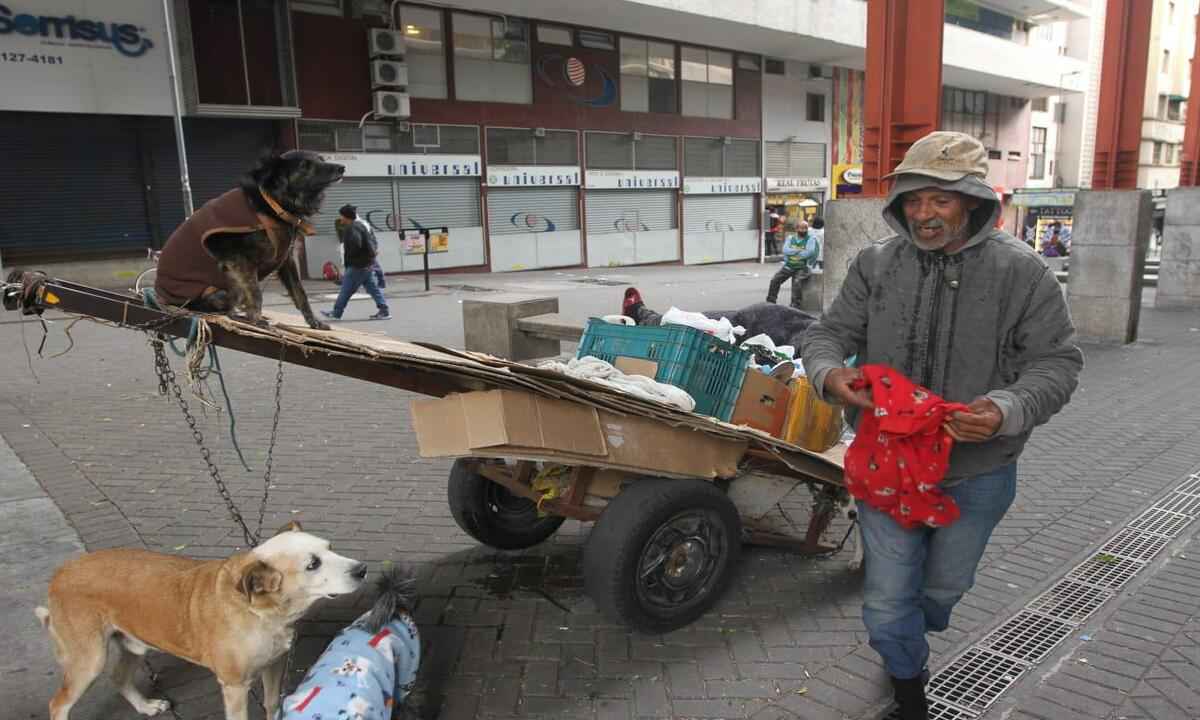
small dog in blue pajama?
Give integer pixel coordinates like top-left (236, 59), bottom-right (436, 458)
top-left (278, 568), bottom-right (419, 720)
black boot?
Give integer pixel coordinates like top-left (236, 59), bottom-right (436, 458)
top-left (890, 675), bottom-right (929, 720)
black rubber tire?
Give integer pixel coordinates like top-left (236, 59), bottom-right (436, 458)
top-left (447, 458), bottom-right (566, 550)
top-left (584, 478), bottom-right (741, 634)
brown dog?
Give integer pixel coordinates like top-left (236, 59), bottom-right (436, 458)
top-left (36, 524), bottom-right (366, 720)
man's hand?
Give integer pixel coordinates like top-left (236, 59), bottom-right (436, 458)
top-left (944, 397), bottom-right (1002, 442)
top-left (822, 367), bottom-right (874, 409)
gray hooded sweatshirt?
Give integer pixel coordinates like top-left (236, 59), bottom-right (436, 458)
top-left (801, 173), bottom-right (1083, 479)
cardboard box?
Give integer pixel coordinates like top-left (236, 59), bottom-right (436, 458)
top-left (411, 389), bottom-right (748, 479)
top-left (730, 370), bottom-right (791, 437)
top-left (783, 377), bottom-right (844, 452)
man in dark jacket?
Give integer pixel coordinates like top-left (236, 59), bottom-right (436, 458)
top-left (801, 131), bottom-right (1082, 719)
top-left (322, 204), bottom-right (390, 320)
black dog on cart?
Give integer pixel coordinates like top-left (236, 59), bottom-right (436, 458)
top-left (154, 150), bottom-right (344, 330)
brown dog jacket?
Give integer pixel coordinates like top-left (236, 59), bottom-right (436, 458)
top-left (154, 189), bottom-right (315, 306)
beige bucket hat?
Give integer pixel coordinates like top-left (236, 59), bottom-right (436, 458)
top-left (883, 131), bottom-right (989, 182)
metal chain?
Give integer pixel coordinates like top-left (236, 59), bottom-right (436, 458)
top-left (255, 345), bottom-right (286, 541)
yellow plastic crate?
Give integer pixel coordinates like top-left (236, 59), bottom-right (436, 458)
top-left (782, 376), bottom-right (844, 453)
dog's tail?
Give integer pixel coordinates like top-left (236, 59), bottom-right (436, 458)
top-left (364, 566), bottom-right (416, 634)
top-left (35, 606), bottom-right (50, 629)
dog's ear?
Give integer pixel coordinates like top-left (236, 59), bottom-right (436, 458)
top-left (274, 520), bottom-right (303, 535)
top-left (238, 560), bottom-right (283, 605)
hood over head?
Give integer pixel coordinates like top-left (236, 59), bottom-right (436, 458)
top-left (881, 131), bottom-right (1001, 253)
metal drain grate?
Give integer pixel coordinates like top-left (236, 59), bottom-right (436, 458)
top-left (979, 610), bottom-right (1074, 664)
top-left (1127, 507), bottom-right (1192, 538)
top-left (927, 647), bottom-right (1027, 713)
top-left (1154, 492), bottom-right (1200, 517)
top-left (1067, 553), bottom-right (1143, 590)
top-left (1173, 473), bottom-right (1200, 497)
top-left (1100, 528), bottom-right (1170, 562)
top-left (1026, 579), bottom-right (1112, 623)
top-left (884, 697), bottom-right (978, 720)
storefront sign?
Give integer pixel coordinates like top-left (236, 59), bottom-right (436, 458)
top-left (584, 169), bottom-right (679, 190)
top-left (682, 177), bottom-right (763, 194)
top-left (403, 229), bottom-right (426, 255)
top-left (0, 0), bottom-right (170, 115)
top-left (486, 165), bottom-right (581, 186)
top-left (327, 153), bottom-right (482, 178)
top-left (1010, 189), bottom-right (1077, 208)
top-left (765, 177), bottom-right (828, 192)
top-left (831, 164), bottom-right (862, 199)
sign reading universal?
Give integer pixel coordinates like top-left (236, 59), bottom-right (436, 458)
top-left (584, 170), bottom-right (680, 190)
top-left (682, 177), bottom-right (763, 194)
top-left (487, 165), bottom-right (581, 186)
top-left (326, 153), bottom-right (482, 178)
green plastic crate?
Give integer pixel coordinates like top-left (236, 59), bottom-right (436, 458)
top-left (576, 319), bottom-right (750, 421)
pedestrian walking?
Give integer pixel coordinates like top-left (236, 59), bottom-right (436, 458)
top-left (801, 131), bottom-right (1083, 720)
top-left (322, 204), bottom-right (390, 321)
top-left (766, 218), bottom-right (819, 308)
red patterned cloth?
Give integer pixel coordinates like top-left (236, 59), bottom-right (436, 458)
top-left (843, 365), bottom-right (969, 529)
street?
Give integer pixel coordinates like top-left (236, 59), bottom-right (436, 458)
top-left (2, 261), bottom-right (1199, 720)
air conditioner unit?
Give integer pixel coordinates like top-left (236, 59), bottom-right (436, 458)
top-left (370, 60), bottom-right (408, 88)
top-left (373, 91), bottom-right (410, 118)
top-left (368, 28), bottom-right (405, 58)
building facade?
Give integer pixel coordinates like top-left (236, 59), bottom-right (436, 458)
top-left (0, 0), bottom-right (1090, 275)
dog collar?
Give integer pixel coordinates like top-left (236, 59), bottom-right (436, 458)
top-left (258, 187), bottom-right (317, 236)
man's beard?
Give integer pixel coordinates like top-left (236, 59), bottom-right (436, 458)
top-left (912, 216), bottom-right (972, 252)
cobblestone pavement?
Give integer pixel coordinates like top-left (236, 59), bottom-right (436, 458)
top-left (2, 262), bottom-right (1198, 720)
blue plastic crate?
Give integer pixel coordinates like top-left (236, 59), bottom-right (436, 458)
top-left (576, 319), bottom-right (750, 421)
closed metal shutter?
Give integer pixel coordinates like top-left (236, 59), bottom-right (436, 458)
top-left (0, 113), bottom-right (151, 261)
top-left (317, 179), bottom-right (395, 236)
top-left (725, 139), bottom-right (760, 176)
top-left (487, 187), bottom-right (579, 236)
top-left (765, 141), bottom-right (825, 177)
top-left (585, 190), bottom-right (676, 234)
top-left (395, 177), bottom-right (481, 229)
top-left (635, 135), bottom-right (678, 170)
top-left (683, 194), bottom-right (757, 232)
top-left (151, 119), bottom-right (276, 242)
top-left (684, 137), bottom-right (722, 176)
top-left (586, 132), bottom-right (633, 169)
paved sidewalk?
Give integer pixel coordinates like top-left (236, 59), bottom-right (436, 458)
top-left (1, 261), bottom-right (1199, 720)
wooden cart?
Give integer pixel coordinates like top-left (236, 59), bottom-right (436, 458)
top-left (3, 273), bottom-right (851, 633)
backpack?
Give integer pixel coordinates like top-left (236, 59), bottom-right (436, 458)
top-left (322, 261), bottom-right (342, 283)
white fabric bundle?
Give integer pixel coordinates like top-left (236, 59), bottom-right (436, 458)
top-left (539, 356), bottom-right (696, 413)
top-left (661, 307), bottom-right (745, 344)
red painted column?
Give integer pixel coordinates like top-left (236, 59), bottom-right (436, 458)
top-left (861, 0), bottom-right (945, 197)
top-left (1092, 0), bottom-right (1152, 189)
top-left (1181, 11), bottom-right (1200, 185)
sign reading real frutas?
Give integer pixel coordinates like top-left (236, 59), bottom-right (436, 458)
top-left (765, 177), bottom-right (828, 192)
top-left (0, 1), bottom-right (171, 115)
top-left (682, 177), bottom-right (763, 194)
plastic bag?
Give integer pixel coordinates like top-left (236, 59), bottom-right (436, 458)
top-left (740, 333), bottom-right (795, 360)
top-left (661, 307), bottom-right (745, 344)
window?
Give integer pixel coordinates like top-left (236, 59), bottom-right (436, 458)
top-left (1008, 151), bottom-right (1022, 160)
top-left (806, 93), bottom-right (825, 122)
top-left (189, 0), bottom-right (295, 107)
top-left (400, 5), bottom-right (447, 99)
top-left (1153, 141), bottom-right (1164, 164)
top-left (1163, 49), bottom-right (1172, 74)
top-left (685, 137), bottom-right (760, 176)
top-left (395, 124), bottom-right (480, 154)
top-left (764, 58), bottom-right (786, 75)
top-left (1166, 144), bottom-right (1177, 165)
top-left (1031, 97), bottom-right (1049, 112)
top-left (765, 141), bottom-right (825, 177)
top-left (486, 128), bottom-right (578, 165)
top-left (681, 46), bottom-right (733, 119)
top-left (1159, 93), bottom-right (1171, 119)
top-left (577, 30), bottom-right (615, 50)
top-left (1169, 97), bottom-right (1185, 121)
top-left (620, 37), bottom-right (677, 113)
top-left (537, 24), bottom-right (573, 46)
top-left (300, 121), bottom-right (480, 154)
top-left (453, 13), bottom-right (531, 104)
top-left (292, 0), bottom-right (342, 16)
top-left (737, 55), bottom-right (761, 72)
top-left (585, 132), bottom-right (677, 170)
top-left (1030, 127), bottom-right (1047, 179)
top-left (941, 87), bottom-right (988, 140)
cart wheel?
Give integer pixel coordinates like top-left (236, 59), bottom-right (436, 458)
top-left (584, 478), bottom-right (741, 633)
top-left (447, 458), bottom-right (566, 550)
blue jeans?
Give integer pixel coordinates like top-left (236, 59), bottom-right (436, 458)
top-left (331, 266), bottom-right (388, 317)
top-left (858, 463), bottom-right (1018, 679)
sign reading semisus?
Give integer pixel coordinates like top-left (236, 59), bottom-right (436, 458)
top-left (0, 1), bottom-right (171, 116)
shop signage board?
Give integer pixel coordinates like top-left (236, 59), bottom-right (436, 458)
top-left (765, 177), bottom-right (829, 192)
top-left (486, 165), bottom-right (581, 187)
top-left (584, 170), bottom-right (680, 190)
top-left (1010, 189), bottom-right (1077, 208)
top-left (327, 153), bottom-right (483, 178)
top-left (0, 0), bottom-right (171, 115)
top-left (682, 177), bottom-right (763, 194)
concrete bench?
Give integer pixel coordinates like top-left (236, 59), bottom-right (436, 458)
top-left (463, 294), bottom-right (581, 361)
